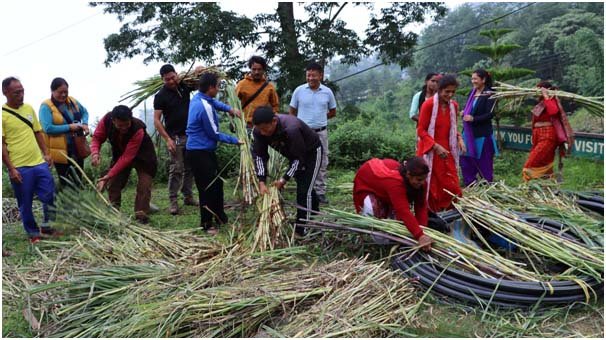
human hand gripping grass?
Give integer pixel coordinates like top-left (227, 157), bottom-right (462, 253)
top-left (96, 174), bottom-right (110, 192)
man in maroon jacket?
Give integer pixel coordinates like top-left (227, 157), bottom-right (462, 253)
top-left (91, 105), bottom-right (158, 224)
top-left (353, 156), bottom-right (433, 251)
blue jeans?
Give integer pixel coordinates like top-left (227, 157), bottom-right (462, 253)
top-left (10, 163), bottom-right (55, 237)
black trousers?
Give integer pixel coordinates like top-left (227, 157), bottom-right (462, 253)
top-left (185, 149), bottom-right (227, 228)
top-left (294, 145), bottom-right (323, 233)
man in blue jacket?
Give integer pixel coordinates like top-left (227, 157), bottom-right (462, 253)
top-left (185, 72), bottom-right (241, 235)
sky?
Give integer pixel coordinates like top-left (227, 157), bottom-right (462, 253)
top-left (0, 1), bottom-right (463, 126)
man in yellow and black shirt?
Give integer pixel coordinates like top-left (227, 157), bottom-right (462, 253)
top-left (236, 56), bottom-right (280, 127)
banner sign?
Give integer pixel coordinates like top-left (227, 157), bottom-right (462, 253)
top-left (498, 125), bottom-right (603, 160)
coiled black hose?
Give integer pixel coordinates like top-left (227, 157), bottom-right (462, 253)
top-left (394, 252), bottom-right (602, 308)
top-left (393, 210), bottom-right (604, 308)
top-left (576, 199), bottom-right (604, 215)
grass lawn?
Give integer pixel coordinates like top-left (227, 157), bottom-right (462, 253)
top-left (2, 151), bottom-right (604, 337)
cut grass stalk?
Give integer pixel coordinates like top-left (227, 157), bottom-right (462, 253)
top-left (304, 208), bottom-right (542, 281)
top-left (452, 194), bottom-right (604, 282)
top-left (491, 81), bottom-right (604, 117)
top-left (120, 66), bottom-right (224, 109)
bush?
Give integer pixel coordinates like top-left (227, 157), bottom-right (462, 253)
top-left (215, 143), bottom-right (240, 177)
top-left (568, 108), bottom-right (604, 133)
top-left (329, 118), bottom-right (416, 169)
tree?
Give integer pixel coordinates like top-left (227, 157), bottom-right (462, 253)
top-left (527, 10), bottom-right (604, 95)
top-left (409, 2), bottom-right (603, 80)
top-left (464, 25), bottom-right (535, 134)
top-left (326, 55), bottom-right (402, 105)
top-left (556, 28), bottom-right (604, 97)
top-left (90, 2), bottom-right (446, 99)
top-left (411, 3), bottom-right (484, 78)
top-left (465, 26), bottom-right (535, 80)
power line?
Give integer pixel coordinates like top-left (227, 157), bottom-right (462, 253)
top-left (4, 11), bottom-right (102, 57)
top-left (332, 2), bottom-right (536, 83)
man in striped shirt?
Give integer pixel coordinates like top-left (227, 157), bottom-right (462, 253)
top-left (251, 106), bottom-right (322, 236)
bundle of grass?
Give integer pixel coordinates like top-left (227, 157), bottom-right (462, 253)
top-left (272, 257), bottom-right (418, 337)
top-left (223, 81), bottom-right (259, 205)
top-left (302, 209), bottom-right (541, 281)
top-left (452, 194), bottom-right (604, 282)
top-left (27, 248), bottom-right (389, 337)
top-left (250, 149), bottom-right (290, 252)
top-left (464, 181), bottom-right (603, 246)
top-left (52, 186), bottom-right (227, 264)
top-left (218, 81), bottom-right (289, 251)
top-left (252, 185), bottom-right (288, 252)
top-left (491, 81), bottom-right (604, 117)
top-left (120, 65), bottom-right (224, 109)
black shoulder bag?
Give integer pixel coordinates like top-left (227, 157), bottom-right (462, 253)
top-left (242, 81), bottom-right (270, 109)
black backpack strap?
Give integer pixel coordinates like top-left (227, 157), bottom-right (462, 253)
top-left (242, 81), bottom-right (270, 109)
top-left (2, 107), bottom-right (33, 130)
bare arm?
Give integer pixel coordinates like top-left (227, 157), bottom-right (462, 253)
top-left (327, 108), bottom-right (336, 119)
top-left (154, 109), bottom-right (176, 154)
top-left (289, 106), bottom-right (297, 116)
top-left (2, 136), bottom-right (22, 183)
top-left (34, 131), bottom-right (53, 167)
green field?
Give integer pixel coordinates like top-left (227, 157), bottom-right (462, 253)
top-left (2, 151), bottom-right (603, 337)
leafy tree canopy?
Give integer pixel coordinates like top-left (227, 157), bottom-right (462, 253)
top-left (90, 2), bottom-right (446, 98)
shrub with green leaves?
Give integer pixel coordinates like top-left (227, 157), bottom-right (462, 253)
top-left (329, 118), bottom-right (416, 169)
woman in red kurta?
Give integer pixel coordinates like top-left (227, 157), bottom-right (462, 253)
top-left (353, 157), bottom-right (433, 251)
top-left (522, 81), bottom-right (573, 181)
top-left (416, 74), bottom-right (466, 212)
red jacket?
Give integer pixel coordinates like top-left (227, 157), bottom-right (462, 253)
top-left (91, 113), bottom-right (157, 179)
top-left (353, 158), bottom-right (427, 240)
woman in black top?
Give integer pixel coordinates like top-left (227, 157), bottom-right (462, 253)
top-left (460, 69), bottom-right (498, 186)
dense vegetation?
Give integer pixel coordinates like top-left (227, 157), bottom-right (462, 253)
top-left (327, 2), bottom-right (603, 133)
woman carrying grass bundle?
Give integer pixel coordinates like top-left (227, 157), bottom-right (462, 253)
top-left (522, 81), bottom-right (574, 182)
top-left (417, 74), bottom-right (466, 212)
top-left (185, 72), bottom-right (242, 235)
top-left (39, 77), bottom-right (90, 188)
top-left (460, 69), bottom-right (498, 186)
top-left (353, 157), bottom-right (433, 251)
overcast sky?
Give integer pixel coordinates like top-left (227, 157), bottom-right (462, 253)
top-left (0, 1), bottom-right (463, 125)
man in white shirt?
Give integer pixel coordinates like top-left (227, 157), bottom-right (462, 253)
top-left (289, 62), bottom-right (336, 204)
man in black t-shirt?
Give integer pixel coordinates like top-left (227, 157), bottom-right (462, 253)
top-left (153, 64), bottom-right (199, 215)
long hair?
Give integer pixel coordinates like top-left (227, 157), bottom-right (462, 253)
top-left (473, 69), bottom-right (493, 89)
top-left (418, 73), bottom-right (439, 110)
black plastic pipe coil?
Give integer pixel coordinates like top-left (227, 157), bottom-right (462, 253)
top-left (392, 210), bottom-right (604, 308)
